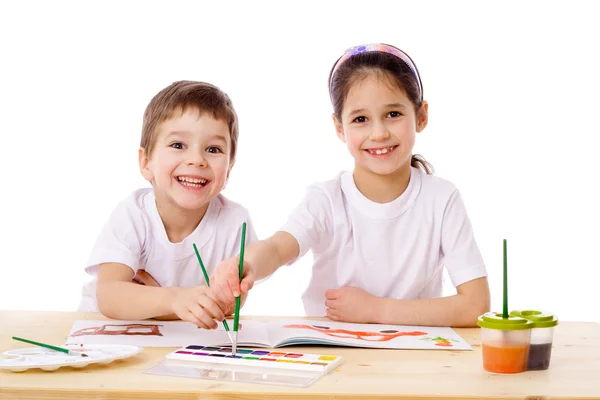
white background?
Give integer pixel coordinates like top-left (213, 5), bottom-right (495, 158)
top-left (1, 1), bottom-right (598, 323)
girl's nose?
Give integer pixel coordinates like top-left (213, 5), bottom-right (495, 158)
top-left (370, 122), bottom-right (391, 141)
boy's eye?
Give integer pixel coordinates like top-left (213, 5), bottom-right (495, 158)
top-left (388, 111), bottom-right (402, 118)
top-left (207, 146), bottom-right (223, 154)
top-left (353, 116), bottom-right (367, 123)
top-left (170, 142), bottom-right (184, 149)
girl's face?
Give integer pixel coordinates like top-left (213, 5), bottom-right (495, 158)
top-left (333, 72), bottom-right (428, 178)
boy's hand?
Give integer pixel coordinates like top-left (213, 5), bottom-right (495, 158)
top-left (324, 286), bottom-right (379, 323)
top-left (132, 269), bottom-right (160, 287)
top-left (211, 256), bottom-right (255, 307)
top-left (170, 286), bottom-right (227, 329)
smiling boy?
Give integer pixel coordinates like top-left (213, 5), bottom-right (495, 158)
top-left (77, 81), bottom-right (257, 329)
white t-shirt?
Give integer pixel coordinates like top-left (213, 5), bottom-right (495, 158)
top-left (78, 188), bottom-right (258, 312)
top-left (279, 167), bottom-right (487, 316)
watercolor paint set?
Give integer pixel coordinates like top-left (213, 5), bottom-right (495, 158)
top-left (144, 344), bottom-right (343, 387)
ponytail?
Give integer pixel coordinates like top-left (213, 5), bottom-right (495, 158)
top-left (411, 154), bottom-right (434, 175)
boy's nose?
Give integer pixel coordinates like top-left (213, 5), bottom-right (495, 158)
top-left (187, 152), bottom-right (208, 167)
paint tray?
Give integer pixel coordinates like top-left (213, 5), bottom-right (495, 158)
top-left (144, 344), bottom-right (342, 387)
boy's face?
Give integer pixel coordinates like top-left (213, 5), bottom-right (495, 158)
top-left (139, 109), bottom-right (233, 212)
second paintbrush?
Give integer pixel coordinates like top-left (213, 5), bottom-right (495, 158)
top-left (231, 221), bottom-right (247, 357)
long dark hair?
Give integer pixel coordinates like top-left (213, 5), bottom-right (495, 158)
top-left (328, 46), bottom-right (433, 175)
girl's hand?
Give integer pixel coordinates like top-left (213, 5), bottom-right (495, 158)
top-left (211, 257), bottom-right (255, 307)
top-left (170, 286), bottom-right (227, 329)
top-left (324, 286), bottom-right (379, 323)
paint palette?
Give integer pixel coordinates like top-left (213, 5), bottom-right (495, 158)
top-left (165, 345), bottom-right (342, 373)
top-left (0, 344), bottom-right (142, 372)
top-left (145, 345), bottom-right (343, 387)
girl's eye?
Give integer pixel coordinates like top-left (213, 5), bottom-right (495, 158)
top-left (207, 146), bottom-right (223, 154)
top-left (170, 142), bottom-right (184, 150)
top-left (388, 111), bottom-right (402, 118)
top-left (353, 116), bottom-right (367, 123)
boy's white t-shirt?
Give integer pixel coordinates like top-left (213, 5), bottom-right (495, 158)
top-left (78, 188), bottom-right (258, 312)
top-left (279, 167), bottom-right (487, 316)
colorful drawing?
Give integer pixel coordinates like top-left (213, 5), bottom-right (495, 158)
top-left (283, 324), bottom-right (427, 342)
top-left (420, 336), bottom-right (458, 347)
top-left (70, 323), bottom-right (163, 337)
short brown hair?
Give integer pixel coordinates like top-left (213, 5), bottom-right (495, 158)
top-left (140, 80), bottom-right (239, 161)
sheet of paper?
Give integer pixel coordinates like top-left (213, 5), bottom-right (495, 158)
top-left (64, 320), bottom-right (226, 347)
top-left (266, 319), bottom-right (472, 350)
top-left (64, 319), bottom-right (271, 348)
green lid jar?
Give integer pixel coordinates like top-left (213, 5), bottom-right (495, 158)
top-left (510, 310), bottom-right (558, 328)
top-left (477, 312), bottom-right (535, 330)
top-left (478, 312), bottom-right (534, 374)
top-left (510, 310), bottom-right (558, 371)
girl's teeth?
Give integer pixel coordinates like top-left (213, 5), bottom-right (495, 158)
top-left (370, 146), bottom-right (394, 155)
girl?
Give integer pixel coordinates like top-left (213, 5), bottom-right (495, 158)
top-left (211, 43), bottom-right (490, 327)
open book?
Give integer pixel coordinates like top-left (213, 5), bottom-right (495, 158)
top-left (65, 318), bottom-right (472, 350)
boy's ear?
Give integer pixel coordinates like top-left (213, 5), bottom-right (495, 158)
top-left (225, 160), bottom-right (235, 184)
top-left (138, 147), bottom-right (154, 182)
top-left (416, 101), bottom-right (429, 133)
top-left (332, 113), bottom-right (346, 143)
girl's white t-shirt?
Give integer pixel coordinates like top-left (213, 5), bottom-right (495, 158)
top-left (279, 167), bottom-right (487, 316)
top-left (77, 188), bottom-right (258, 312)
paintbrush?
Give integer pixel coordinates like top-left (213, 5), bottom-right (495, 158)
top-left (12, 336), bottom-right (88, 357)
top-left (193, 243), bottom-right (233, 343)
top-left (232, 222), bottom-right (247, 357)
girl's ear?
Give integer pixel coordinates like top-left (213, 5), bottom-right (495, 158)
top-left (138, 147), bottom-right (154, 182)
top-left (332, 113), bottom-right (346, 143)
top-left (416, 101), bottom-right (429, 133)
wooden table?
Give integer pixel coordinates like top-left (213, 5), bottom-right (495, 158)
top-left (1, 311), bottom-right (599, 399)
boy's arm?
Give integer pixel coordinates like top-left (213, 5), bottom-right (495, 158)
top-left (96, 262), bottom-right (178, 320)
top-left (375, 277), bottom-right (490, 327)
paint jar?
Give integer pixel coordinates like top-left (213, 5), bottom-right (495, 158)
top-left (477, 312), bottom-right (534, 374)
top-left (510, 310), bottom-right (558, 371)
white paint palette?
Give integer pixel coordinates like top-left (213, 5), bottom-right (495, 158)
top-left (165, 344), bottom-right (342, 373)
top-left (144, 344), bottom-right (343, 387)
top-left (0, 344), bottom-right (142, 372)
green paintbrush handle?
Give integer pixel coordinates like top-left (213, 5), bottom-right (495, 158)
top-left (12, 336), bottom-right (68, 354)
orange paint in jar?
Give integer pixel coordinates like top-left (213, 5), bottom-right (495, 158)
top-left (478, 312), bottom-right (534, 374)
top-left (482, 342), bottom-right (529, 373)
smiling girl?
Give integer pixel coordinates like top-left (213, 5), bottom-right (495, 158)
top-left (211, 44), bottom-right (490, 327)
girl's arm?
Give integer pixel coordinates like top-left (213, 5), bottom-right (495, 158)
top-left (211, 231), bottom-right (300, 305)
top-left (246, 231), bottom-right (300, 281)
top-left (375, 277), bottom-right (490, 327)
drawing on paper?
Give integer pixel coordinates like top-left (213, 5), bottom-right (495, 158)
top-left (70, 323), bottom-right (163, 337)
top-left (420, 336), bottom-right (458, 347)
top-left (283, 324), bottom-right (427, 342)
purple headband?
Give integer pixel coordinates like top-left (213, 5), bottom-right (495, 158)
top-left (329, 43), bottom-right (423, 102)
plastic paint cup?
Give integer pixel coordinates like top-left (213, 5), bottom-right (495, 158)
top-left (477, 312), bottom-right (534, 374)
top-left (510, 310), bottom-right (558, 371)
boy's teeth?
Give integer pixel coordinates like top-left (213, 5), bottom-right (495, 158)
top-left (177, 177), bottom-right (207, 186)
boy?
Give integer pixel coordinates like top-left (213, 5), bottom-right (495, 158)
top-left (78, 80), bottom-right (257, 329)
